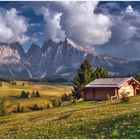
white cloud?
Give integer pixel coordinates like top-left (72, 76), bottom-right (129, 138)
top-left (121, 5), bottom-right (138, 16)
top-left (29, 23), bottom-right (41, 28)
top-left (38, 1), bottom-right (112, 46)
top-left (0, 8), bottom-right (29, 44)
top-left (31, 37), bottom-right (39, 42)
top-left (125, 5), bottom-right (134, 13)
top-left (97, 4), bottom-right (140, 60)
top-left (17, 35), bottom-right (29, 44)
top-left (41, 7), bottom-right (65, 42)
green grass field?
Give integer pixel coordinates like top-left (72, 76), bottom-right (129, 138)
top-left (0, 82), bottom-right (72, 112)
top-left (0, 82), bottom-right (140, 139)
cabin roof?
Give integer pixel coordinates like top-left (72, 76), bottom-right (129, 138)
top-left (85, 77), bottom-right (140, 88)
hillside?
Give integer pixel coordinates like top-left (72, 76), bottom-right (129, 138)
top-left (0, 82), bottom-right (72, 112)
top-left (0, 92), bottom-right (140, 138)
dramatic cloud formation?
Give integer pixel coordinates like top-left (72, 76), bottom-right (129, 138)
top-left (41, 7), bottom-right (65, 42)
top-left (0, 8), bottom-right (29, 44)
top-left (1, 1), bottom-right (140, 60)
top-left (95, 4), bottom-right (140, 60)
top-left (38, 1), bottom-right (112, 46)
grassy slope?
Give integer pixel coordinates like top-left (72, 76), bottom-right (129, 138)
top-left (0, 82), bottom-right (72, 112)
top-left (0, 95), bottom-right (140, 139)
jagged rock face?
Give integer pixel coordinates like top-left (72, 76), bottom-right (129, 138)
top-left (0, 42), bottom-right (30, 78)
top-left (0, 42), bottom-right (22, 64)
top-left (0, 38), bottom-right (139, 80)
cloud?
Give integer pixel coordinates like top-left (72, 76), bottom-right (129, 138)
top-left (29, 23), bottom-right (41, 28)
top-left (121, 5), bottom-right (138, 16)
top-left (41, 7), bottom-right (65, 42)
top-left (31, 37), bottom-right (39, 42)
top-left (36, 1), bottom-right (112, 46)
top-left (95, 4), bottom-right (140, 60)
top-left (0, 8), bottom-right (29, 44)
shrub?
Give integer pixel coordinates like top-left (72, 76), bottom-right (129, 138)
top-left (29, 104), bottom-right (43, 111)
top-left (120, 92), bottom-right (130, 103)
top-left (35, 91), bottom-right (40, 97)
top-left (51, 100), bottom-right (61, 107)
top-left (72, 90), bottom-right (81, 100)
top-left (33, 104), bottom-right (39, 110)
top-left (26, 91), bottom-right (30, 98)
top-left (61, 93), bottom-right (73, 101)
top-left (21, 91), bottom-right (30, 98)
top-left (21, 91), bottom-right (27, 98)
top-left (0, 98), bottom-right (7, 116)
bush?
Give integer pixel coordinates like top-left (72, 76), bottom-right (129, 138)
top-left (72, 90), bottom-right (81, 100)
top-left (61, 93), bottom-right (73, 101)
top-left (0, 99), bottom-right (7, 116)
top-left (51, 100), bottom-right (61, 107)
top-left (26, 91), bottom-right (30, 98)
top-left (120, 92), bottom-right (130, 103)
top-left (29, 104), bottom-right (43, 111)
top-left (35, 91), bottom-right (40, 97)
top-left (21, 91), bottom-right (30, 98)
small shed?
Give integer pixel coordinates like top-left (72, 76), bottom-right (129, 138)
top-left (83, 77), bottom-right (140, 101)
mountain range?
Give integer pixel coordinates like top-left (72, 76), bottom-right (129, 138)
top-left (0, 38), bottom-right (140, 81)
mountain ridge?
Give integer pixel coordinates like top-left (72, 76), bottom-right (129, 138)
top-left (0, 38), bottom-right (139, 80)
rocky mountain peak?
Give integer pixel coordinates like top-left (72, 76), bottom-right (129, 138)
top-left (0, 40), bottom-right (139, 79)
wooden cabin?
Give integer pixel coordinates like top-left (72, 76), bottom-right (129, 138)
top-left (83, 77), bottom-right (140, 101)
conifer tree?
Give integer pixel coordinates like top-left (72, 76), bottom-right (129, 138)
top-left (72, 59), bottom-right (94, 99)
top-left (93, 67), bottom-right (109, 79)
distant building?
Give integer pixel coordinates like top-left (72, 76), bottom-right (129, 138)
top-left (83, 77), bottom-right (140, 101)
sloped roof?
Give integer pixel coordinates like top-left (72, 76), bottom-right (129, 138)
top-left (86, 77), bottom-right (139, 88)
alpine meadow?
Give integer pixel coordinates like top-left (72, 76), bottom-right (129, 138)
top-left (0, 1), bottom-right (140, 139)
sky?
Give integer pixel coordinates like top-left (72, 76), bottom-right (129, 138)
top-left (0, 1), bottom-right (140, 60)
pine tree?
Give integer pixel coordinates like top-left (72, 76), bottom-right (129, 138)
top-left (72, 59), bottom-right (94, 99)
top-left (93, 67), bottom-right (109, 79)
top-left (36, 91), bottom-right (40, 97)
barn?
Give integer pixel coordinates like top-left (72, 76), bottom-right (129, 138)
top-left (83, 77), bottom-right (140, 101)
